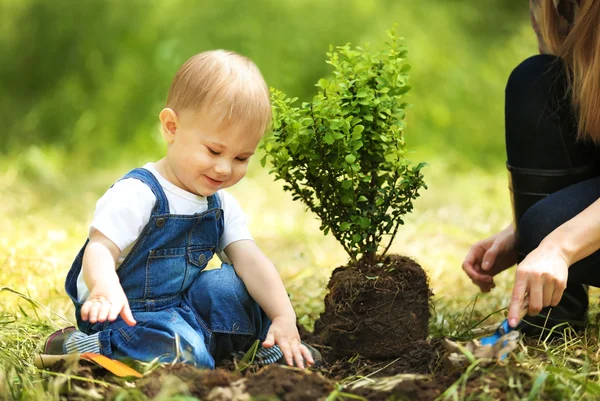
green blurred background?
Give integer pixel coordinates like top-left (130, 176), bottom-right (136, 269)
top-left (0, 0), bottom-right (553, 342)
top-left (1, 0), bottom-right (536, 177)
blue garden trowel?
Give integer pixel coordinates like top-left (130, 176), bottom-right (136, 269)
top-left (443, 297), bottom-right (529, 365)
top-left (478, 297), bottom-right (530, 358)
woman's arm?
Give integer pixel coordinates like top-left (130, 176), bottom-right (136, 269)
top-left (508, 196), bottom-right (600, 326)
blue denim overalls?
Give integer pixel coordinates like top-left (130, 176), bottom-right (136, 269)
top-left (65, 168), bottom-right (270, 368)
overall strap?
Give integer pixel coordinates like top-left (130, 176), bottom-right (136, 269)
top-left (118, 168), bottom-right (170, 215)
top-left (208, 191), bottom-right (220, 210)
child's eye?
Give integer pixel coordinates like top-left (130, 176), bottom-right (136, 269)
top-left (236, 157), bottom-right (249, 162)
top-left (207, 147), bottom-right (220, 156)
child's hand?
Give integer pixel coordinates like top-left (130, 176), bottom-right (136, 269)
top-left (262, 315), bottom-right (314, 369)
top-left (81, 284), bottom-right (136, 326)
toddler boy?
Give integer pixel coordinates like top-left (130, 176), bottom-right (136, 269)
top-left (42, 50), bottom-right (319, 369)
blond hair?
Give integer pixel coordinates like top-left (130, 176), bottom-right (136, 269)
top-left (539, 0), bottom-right (600, 142)
top-left (166, 50), bottom-right (272, 135)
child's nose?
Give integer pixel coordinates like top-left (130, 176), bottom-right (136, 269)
top-left (214, 159), bottom-right (231, 177)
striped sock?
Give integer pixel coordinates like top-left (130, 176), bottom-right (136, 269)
top-left (255, 344), bottom-right (284, 366)
top-left (64, 331), bottom-right (101, 354)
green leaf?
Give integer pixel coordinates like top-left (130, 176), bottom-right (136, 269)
top-left (351, 125), bottom-right (364, 137)
top-left (324, 133), bottom-right (335, 145)
top-left (345, 154), bottom-right (356, 163)
top-left (317, 78), bottom-right (329, 89)
top-left (355, 88), bottom-right (368, 98)
top-left (397, 85), bottom-right (412, 94)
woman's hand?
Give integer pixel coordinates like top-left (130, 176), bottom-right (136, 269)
top-left (462, 224), bottom-right (519, 292)
top-left (507, 243), bottom-right (569, 327)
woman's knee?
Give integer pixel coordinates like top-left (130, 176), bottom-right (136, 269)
top-left (517, 197), bottom-right (562, 256)
top-left (518, 177), bottom-right (600, 257)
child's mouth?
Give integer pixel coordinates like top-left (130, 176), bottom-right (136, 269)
top-left (205, 176), bottom-right (224, 187)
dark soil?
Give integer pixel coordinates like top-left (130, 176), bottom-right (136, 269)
top-left (137, 364), bottom-right (239, 399)
top-left (245, 365), bottom-right (334, 401)
top-left (313, 255), bottom-right (432, 362)
top-left (348, 365), bottom-right (531, 401)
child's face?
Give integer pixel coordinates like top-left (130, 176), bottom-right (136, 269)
top-left (163, 109), bottom-right (263, 197)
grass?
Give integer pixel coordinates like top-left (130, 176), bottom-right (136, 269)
top-left (2, 156), bottom-right (600, 399)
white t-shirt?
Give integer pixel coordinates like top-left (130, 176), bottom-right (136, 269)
top-left (76, 163), bottom-right (253, 302)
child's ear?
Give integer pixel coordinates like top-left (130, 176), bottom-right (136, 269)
top-left (159, 108), bottom-right (179, 144)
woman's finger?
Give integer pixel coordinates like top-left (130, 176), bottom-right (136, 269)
top-left (550, 277), bottom-right (567, 307)
top-left (463, 259), bottom-right (493, 282)
top-left (463, 262), bottom-right (495, 292)
top-left (508, 270), bottom-right (529, 327)
top-left (542, 278), bottom-right (554, 308)
top-left (481, 244), bottom-right (498, 272)
top-left (479, 280), bottom-right (496, 293)
top-left (463, 245), bottom-right (485, 273)
top-left (528, 273), bottom-right (544, 316)
top-left (467, 265), bottom-right (494, 283)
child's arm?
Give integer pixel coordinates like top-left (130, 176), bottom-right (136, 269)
top-left (224, 240), bottom-right (314, 368)
top-left (80, 230), bottom-right (136, 326)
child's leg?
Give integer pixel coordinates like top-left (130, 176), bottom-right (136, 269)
top-left (184, 263), bottom-right (323, 367)
top-left (46, 308), bottom-right (216, 368)
top-left (183, 263), bottom-right (271, 362)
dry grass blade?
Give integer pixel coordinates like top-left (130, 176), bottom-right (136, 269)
top-left (0, 287), bottom-right (72, 327)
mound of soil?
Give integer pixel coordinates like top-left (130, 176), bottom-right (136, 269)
top-left (313, 255), bottom-right (432, 362)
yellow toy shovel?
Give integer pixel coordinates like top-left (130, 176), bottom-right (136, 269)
top-left (34, 352), bottom-right (143, 378)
